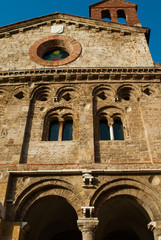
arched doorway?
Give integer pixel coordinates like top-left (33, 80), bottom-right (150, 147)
top-left (96, 195), bottom-right (154, 240)
top-left (22, 195), bottom-right (82, 240)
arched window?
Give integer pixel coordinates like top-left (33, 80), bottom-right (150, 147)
top-left (48, 119), bottom-right (73, 141)
top-left (113, 119), bottom-right (124, 140)
top-left (99, 117), bottom-right (124, 141)
top-left (100, 119), bottom-right (110, 140)
top-left (49, 120), bottom-right (59, 141)
top-left (62, 120), bottom-right (73, 141)
top-left (101, 10), bottom-right (111, 21)
top-left (117, 10), bottom-right (126, 24)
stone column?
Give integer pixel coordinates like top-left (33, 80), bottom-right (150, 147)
top-left (12, 222), bottom-right (21, 240)
top-left (0, 218), bottom-right (3, 239)
top-left (0, 203), bottom-right (6, 239)
top-left (148, 220), bottom-right (161, 240)
top-left (19, 222), bottom-right (30, 240)
top-left (109, 125), bottom-right (114, 140)
top-left (58, 121), bottom-right (64, 141)
top-left (77, 218), bottom-right (99, 240)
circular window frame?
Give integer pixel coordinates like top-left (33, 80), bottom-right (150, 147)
top-left (29, 35), bottom-right (82, 66)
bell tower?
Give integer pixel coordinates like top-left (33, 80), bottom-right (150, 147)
top-left (89, 0), bottom-right (140, 26)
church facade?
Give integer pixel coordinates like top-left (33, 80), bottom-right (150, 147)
top-left (0, 0), bottom-right (161, 239)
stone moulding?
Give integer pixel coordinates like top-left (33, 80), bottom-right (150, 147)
top-left (8, 169), bottom-right (161, 175)
top-left (0, 67), bottom-right (161, 84)
top-left (0, 13), bottom-right (149, 39)
top-left (29, 35), bottom-right (82, 67)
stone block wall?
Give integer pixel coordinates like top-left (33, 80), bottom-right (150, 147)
top-left (0, 80), bottom-right (161, 167)
top-left (0, 22), bottom-right (153, 71)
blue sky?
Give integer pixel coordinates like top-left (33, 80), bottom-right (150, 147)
top-left (0, 0), bottom-right (160, 63)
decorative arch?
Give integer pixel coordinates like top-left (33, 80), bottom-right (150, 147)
top-left (96, 106), bottom-right (125, 141)
top-left (92, 84), bottom-right (115, 100)
top-left (30, 85), bottom-right (51, 101)
top-left (56, 86), bottom-right (78, 102)
top-left (117, 84), bottom-right (140, 101)
top-left (42, 106), bottom-right (74, 141)
top-left (19, 194), bottom-right (82, 240)
top-left (14, 178), bottom-right (83, 221)
top-left (90, 178), bottom-right (161, 220)
top-left (96, 105), bottom-right (124, 119)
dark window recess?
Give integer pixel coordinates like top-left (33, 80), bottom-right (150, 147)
top-left (14, 91), bottom-right (24, 99)
top-left (117, 10), bottom-right (127, 24)
top-left (100, 119), bottom-right (110, 140)
top-left (101, 10), bottom-right (111, 21)
top-left (49, 120), bottom-right (59, 141)
top-left (62, 120), bottom-right (73, 141)
top-left (113, 119), bottom-right (124, 140)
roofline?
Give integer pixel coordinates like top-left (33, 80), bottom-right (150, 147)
top-left (0, 11), bottom-right (150, 43)
top-left (0, 11), bottom-right (149, 33)
top-left (89, 0), bottom-right (137, 8)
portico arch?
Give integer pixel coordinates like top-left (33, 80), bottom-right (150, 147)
top-left (21, 195), bottom-right (82, 240)
top-left (95, 195), bottom-right (154, 240)
top-left (90, 178), bottom-right (160, 240)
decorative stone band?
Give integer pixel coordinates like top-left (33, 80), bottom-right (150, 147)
top-left (0, 67), bottom-right (161, 84)
top-left (29, 35), bottom-right (82, 66)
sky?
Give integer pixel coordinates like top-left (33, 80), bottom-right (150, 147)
top-left (0, 0), bottom-right (160, 63)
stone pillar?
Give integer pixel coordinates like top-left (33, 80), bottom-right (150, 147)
top-left (77, 218), bottom-right (99, 240)
top-left (58, 121), bottom-right (64, 141)
top-left (0, 218), bottom-right (3, 238)
top-left (12, 222), bottom-right (21, 240)
top-left (109, 125), bottom-right (114, 140)
top-left (0, 203), bottom-right (6, 239)
top-left (19, 222), bottom-right (30, 240)
top-left (148, 220), bottom-right (161, 240)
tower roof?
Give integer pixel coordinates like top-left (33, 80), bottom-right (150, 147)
top-left (89, 0), bottom-right (139, 26)
top-left (89, 0), bottom-right (137, 9)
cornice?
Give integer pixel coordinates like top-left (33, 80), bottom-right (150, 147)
top-left (0, 13), bottom-right (149, 39)
top-left (0, 67), bottom-right (161, 84)
top-left (7, 168), bottom-right (161, 176)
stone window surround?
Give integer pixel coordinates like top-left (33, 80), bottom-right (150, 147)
top-left (29, 35), bottom-right (82, 66)
top-left (99, 114), bottom-right (124, 140)
top-left (42, 113), bottom-right (73, 141)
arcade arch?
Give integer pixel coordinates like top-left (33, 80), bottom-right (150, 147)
top-left (95, 195), bottom-right (154, 240)
top-left (21, 195), bottom-right (82, 240)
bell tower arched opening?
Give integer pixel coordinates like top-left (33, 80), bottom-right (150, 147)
top-left (96, 195), bottom-right (154, 240)
top-left (22, 196), bottom-right (82, 240)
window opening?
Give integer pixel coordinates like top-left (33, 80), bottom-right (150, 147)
top-left (113, 119), bottom-right (124, 140)
top-left (62, 120), bottom-right (73, 141)
top-left (14, 91), bottom-right (25, 100)
top-left (101, 10), bottom-right (111, 21)
top-left (42, 48), bottom-right (69, 61)
top-left (117, 10), bottom-right (127, 24)
top-left (49, 120), bottom-right (59, 141)
top-left (100, 119), bottom-right (110, 140)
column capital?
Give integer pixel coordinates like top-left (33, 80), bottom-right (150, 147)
top-left (148, 220), bottom-right (161, 231)
top-left (148, 220), bottom-right (161, 239)
top-left (77, 218), bottom-right (99, 233)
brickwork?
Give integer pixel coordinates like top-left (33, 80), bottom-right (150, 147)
top-left (89, 0), bottom-right (140, 25)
